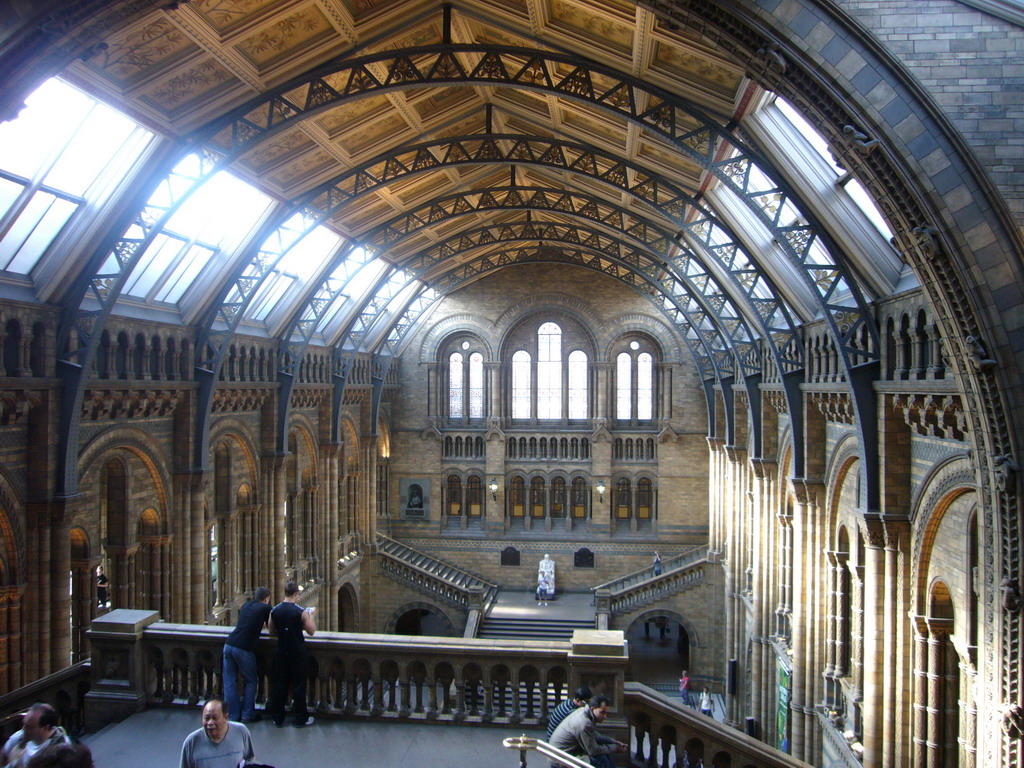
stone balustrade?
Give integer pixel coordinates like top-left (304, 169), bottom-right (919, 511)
top-left (376, 534), bottom-right (498, 612)
top-left (0, 615), bottom-right (807, 768)
top-left (593, 545), bottom-right (708, 617)
top-left (623, 682), bottom-right (813, 768)
top-left (85, 612), bottom-right (629, 733)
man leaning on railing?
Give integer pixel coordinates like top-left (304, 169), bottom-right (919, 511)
top-left (548, 695), bottom-right (627, 768)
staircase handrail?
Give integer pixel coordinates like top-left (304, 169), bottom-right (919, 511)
top-left (376, 533), bottom-right (498, 611)
top-left (502, 735), bottom-right (593, 768)
top-left (591, 544), bottom-right (708, 594)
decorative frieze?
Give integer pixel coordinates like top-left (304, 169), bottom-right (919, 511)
top-left (82, 389), bottom-right (181, 420)
top-left (210, 388), bottom-right (269, 413)
top-left (893, 393), bottom-right (968, 441)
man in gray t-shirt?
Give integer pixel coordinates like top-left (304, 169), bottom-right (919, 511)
top-left (180, 699), bottom-right (255, 768)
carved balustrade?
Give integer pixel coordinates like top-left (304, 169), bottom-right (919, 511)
top-left (593, 545), bottom-right (708, 616)
top-left (623, 682), bottom-right (813, 768)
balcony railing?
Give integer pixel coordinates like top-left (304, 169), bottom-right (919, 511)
top-left (0, 613), bottom-right (809, 768)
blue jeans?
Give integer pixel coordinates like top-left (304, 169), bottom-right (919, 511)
top-left (223, 644), bottom-right (258, 721)
top-left (591, 755), bottom-right (616, 768)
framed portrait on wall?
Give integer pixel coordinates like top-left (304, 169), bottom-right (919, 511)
top-left (400, 478), bottom-right (430, 518)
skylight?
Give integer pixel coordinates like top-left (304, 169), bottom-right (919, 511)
top-left (0, 78), bottom-right (151, 275)
top-left (123, 160), bottom-right (273, 305)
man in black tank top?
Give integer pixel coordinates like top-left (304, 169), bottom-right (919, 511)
top-left (223, 586), bottom-right (271, 722)
top-left (267, 580), bottom-right (317, 727)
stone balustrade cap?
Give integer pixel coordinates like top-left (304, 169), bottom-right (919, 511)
top-left (89, 609), bottom-right (161, 634)
top-left (570, 629), bottom-right (626, 656)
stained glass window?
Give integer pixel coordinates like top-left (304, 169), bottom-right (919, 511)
top-left (468, 352), bottom-right (484, 419)
top-left (449, 352), bottom-right (464, 418)
top-left (616, 352), bottom-right (632, 420)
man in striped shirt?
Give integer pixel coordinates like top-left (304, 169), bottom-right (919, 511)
top-left (547, 685), bottom-right (592, 739)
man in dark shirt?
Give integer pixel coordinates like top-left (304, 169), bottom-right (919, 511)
top-left (222, 586), bottom-right (271, 723)
top-left (268, 580), bottom-right (317, 728)
top-left (549, 694), bottom-right (627, 768)
top-left (546, 685), bottom-right (591, 739)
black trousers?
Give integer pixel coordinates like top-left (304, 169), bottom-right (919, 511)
top-left (269, 651), bottom-right (308, 724)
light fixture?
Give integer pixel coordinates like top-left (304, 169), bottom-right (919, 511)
top-left (596, 480), bottom-right (606, 503)
top-left (489, 477), bottom-right (499, 500)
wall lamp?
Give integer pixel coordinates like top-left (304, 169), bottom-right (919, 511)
top-left (489, 477), bottom-right (499, 501)
top-left (596, 480), bottom-right (606, 503)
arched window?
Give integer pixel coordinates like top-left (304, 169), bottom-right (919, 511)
top-left (616, 352), bottom-right (631, 420)
top-left (509, 476), bottom-right (525, 518)
top-left (446, 341), bottom-right (485, 422)
top-left (512, 350), bottom-right (531, 419)
top-left (446, 475), bottom-right (463, 516)
top-left (615, 477), bottom-right (632, 519)
top-left (507, 319), bottom-right (591, 422)
top-left (466, 476), bottom-right (482, 517)
top-left (571, 477), bottom-right (588, 518)
top-left (468, 352), bottom-right (483, 418)
top-left (568, 350), bottom-right (588, 420)
top-left (449, 352), bottom-right (464, 418)
top-left (615, 338), bottom-right (657, 423)
top-left (530, 476), bottom-right (546, 518)
top-left (637, 477), bottom-right (653, 519)
top-left (550, 477), bottom-right (566, 518)
top-left (537, 322), bottom-right (561, 419)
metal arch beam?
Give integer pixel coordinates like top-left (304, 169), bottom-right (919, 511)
top-left (376, 236), bottom-right (738, 378)
top-left (185, 40), bottom-right (876, 366)
top-left (363, 182), bottom-right (803, 370)
top-left (368, 197), bottom-right (764, 373)
top-left (53, 145), bottom-right (222, 496)
top-left (392, 221), bottom-right (753, 376)
top-left (263, 133), bottom-right (803, 372)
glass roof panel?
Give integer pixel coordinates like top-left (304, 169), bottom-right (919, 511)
top-left (124, 166), bottom-right (272, 305)
top-left (0, 77), bottom-right (152, 276)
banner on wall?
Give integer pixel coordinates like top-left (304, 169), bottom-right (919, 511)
top-left (777, 663), bottom-right (791, 752)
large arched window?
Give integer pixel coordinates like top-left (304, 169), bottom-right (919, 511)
top-left (446, 339), bottom-right (485, 422)
top-left (512, 350), bottom-right (531, 419)
top-left (507, 318), bottom-right (591, 422)
top-left (614, 337), bottom-right (657, 423)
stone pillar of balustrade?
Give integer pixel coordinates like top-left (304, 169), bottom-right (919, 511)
top-left (84, 609), bottom-right (161, 732)
top-left (568, 629), bottom-right (628, 734)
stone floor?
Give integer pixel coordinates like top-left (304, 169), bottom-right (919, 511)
top-left (84, 708), bottom-right (545, 768)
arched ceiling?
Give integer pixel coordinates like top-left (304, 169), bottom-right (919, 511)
top-left (35, 0), bottom-right (898, 388)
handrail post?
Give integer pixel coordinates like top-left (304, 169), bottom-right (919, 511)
top-left (84, 609), bottom-right (161, 732)
top-left (567, 629), bottom-right (628, 731)
top-left (594, 588), bottom-right (611, 629)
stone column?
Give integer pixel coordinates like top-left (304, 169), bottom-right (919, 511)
top-left (910, 616), bottom-right (928, 768)
top-left (861, 519), bottom-right (886, 768)
top-left (189, 476), bottom-right (208, 623)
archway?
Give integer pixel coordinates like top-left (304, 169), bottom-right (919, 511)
top-left (393, 607), bottom-right (453, 637)
top-left (624, 609), bottom-right (693, 695)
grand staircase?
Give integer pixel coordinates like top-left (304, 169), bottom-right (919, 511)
top-left (376, 533), bottom-right (498, 611)
top-left (477, 614), bottom-right (594, 641)
top-left (592, 544), bottom-right (709, 615)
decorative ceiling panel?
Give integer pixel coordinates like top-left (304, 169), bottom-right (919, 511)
top-left (82, 15), bottom-right (201, 88)
top-left (137, 58), bottom-right (240, 118)
top-left (191, 0), bottom-right (288, 35)
top-left (546, 0), bottom-right (635, 55)
top-left (233, 6), bottom-right (337, 69)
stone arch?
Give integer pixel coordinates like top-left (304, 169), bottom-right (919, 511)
top-left (601, 315), bottom-right (682, 364)
top-left (623, 608), bottom-right (701, 649)
top-left (0, 467), bottom-right (24, 584)
top-left (420, 317), bottom-right (497, 363)
top-left (337, 581), bottom-right (359, 632)
top-left (383, 601), bottom-right (456, 636)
